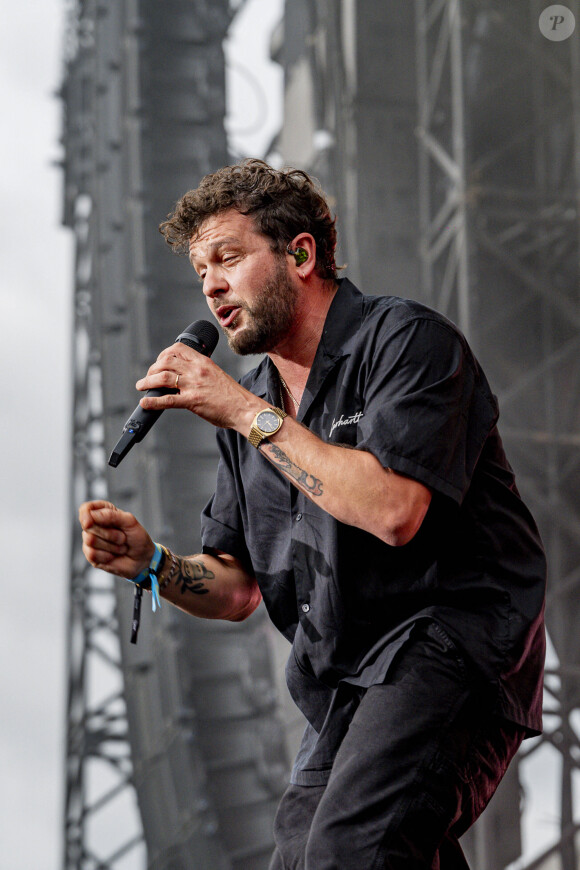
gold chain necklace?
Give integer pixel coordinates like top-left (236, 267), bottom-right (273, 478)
top-left (279, 374), bottom-right (300, 410)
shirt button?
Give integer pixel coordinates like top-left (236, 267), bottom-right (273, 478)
top-left (296, 513), bottom-right (303, 522)
top-left (301, 603), bottom-right (310, 613)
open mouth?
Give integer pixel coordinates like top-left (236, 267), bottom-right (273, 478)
top-left (216, 305), bottom-right (242, 328)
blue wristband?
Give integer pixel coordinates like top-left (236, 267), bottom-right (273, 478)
top-left (130, 543), bottom-right (163, 612)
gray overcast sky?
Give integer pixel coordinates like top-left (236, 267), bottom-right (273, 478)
top-left (0, 1), bottom-right (71, 867)
top-left (0, 1), bottom-right (569, 867)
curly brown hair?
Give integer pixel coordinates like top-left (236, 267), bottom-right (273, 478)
top-left (159, 159), bottom-right (339, 280)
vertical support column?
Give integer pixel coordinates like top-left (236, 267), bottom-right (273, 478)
top-left (64, 192), bottom-right (145, 868)
top-left (415, 0), bottom-right (470, 335)
top-left (61, 2), bottom-right (147, 866)
top-left (416, 2), bottom-right (580, 867)
top-left (63, 2), bottom-right (293, 868)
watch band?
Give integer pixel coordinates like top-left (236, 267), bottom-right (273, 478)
top-left (248, 407), bottom-right (287, 448)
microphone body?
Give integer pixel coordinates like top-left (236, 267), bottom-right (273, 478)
top-left (108, 320), bottom-right (219, 468)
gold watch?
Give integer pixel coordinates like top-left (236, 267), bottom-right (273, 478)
top-left (248, 407), bottom-right (287, 448)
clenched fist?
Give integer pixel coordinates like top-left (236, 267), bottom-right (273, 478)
top-left (79, 500), bottom-right (154, 580)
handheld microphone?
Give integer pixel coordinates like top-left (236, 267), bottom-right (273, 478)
top-left (108, 319), bottom-right (219, 468)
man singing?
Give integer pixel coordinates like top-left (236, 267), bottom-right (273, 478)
top-left (79, 159), bottom-right (546, 868)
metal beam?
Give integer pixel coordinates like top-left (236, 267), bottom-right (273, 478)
top-left (415, 2), bottom-right (580, 867)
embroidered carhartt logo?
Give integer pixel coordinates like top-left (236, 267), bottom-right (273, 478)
top-left (330, 411), bottom-right (364, 437)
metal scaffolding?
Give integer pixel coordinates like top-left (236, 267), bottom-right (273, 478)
top-left (66, 213), bottom-right (145, 868)
top-left (415, 2), bottom-right (580, 867)
top-left (62, 2), bottom-right (147, 864)
top-left (416, 0), bottom-right (471, 336)
top-left (61, 2), bottom-right (292, 868)
top-left (61, 1), bottom-right (580, 867)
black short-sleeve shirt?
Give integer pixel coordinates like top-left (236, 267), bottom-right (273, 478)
top-left (201, 279), bottom-right (546, 785)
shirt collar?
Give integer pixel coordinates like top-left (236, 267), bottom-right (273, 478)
top-left (315, 277), bottom-right (364, 361)
top-left (246, 278), bottom-right (364, 413)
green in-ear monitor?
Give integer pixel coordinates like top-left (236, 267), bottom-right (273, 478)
top-left (286, 244), bottom-right (308, 266)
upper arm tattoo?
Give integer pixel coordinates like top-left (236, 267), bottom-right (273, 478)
top-left (262, 443), bottom-right (324, 497)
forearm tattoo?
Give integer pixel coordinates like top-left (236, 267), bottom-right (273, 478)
top-left (175, 557), bottom-right (214, 596)
top-left (264, 443), bottom-right (324, 497)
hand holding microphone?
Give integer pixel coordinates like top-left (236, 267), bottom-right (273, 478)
top-left (109, 319), bottom-right (219, 467)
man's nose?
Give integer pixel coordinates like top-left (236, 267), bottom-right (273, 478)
top-left (202, 266), bottom-right (228, 298)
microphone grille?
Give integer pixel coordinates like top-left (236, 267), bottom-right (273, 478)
top-left (177, 320), bottom-right (219, 356)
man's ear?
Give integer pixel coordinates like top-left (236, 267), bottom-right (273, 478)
top-left (286, 234), bottom-right (316, 276)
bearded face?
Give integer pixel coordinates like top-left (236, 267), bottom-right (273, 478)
top-left (221, 256), bottom-right (298, 355)
top-left (189, 210), bottom-right (301, 355)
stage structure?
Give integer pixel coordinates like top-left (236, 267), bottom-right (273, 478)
top-left (415, 3), bottom-right (580, 867)
top-left (275, 1), bottom-right (580, 868)
top-left (62, 1), bottom-right (580, 869)
top-left (62, 1), bottom-right (292, 868)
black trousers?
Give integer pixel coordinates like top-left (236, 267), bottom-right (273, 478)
top-left (269, 623), bottom-right (524, 870)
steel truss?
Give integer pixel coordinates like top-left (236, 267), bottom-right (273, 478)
top-left (62, 0), bottom-right (146, 863)
top-left (62, 2), bottom-right (292, 868)
top-left (415, 1), bottom-right (580, 867)
top-left (66, 266), bottom-right (144, 868)
top-left (416, 0), bottom-right (471, 335)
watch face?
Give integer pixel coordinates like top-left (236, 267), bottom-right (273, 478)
top-left (257, 409), bottom-right (281, 433)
